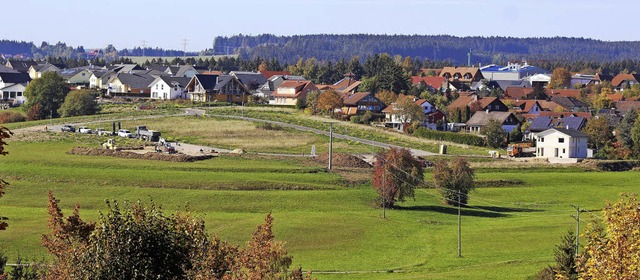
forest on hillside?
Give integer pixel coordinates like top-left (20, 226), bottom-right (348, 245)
top-left (209, 34), bottom-right (640, 65)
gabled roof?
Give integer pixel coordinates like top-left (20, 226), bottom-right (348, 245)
top-left (193, 74), bottom-right (219, 90)
top-left (333, 76), bottom-right (359, 90)
top-left (158, 76), bottom-right (192, 88)
top-left (113, 72), bottom-right (156, 89)
top-left (230, 71), bottom-right (267, 88)
top-left (546, 89), bottom-right (581, 98)
top-left (505, 87), bottom-right (535, 100)
top-left (550, 96), bottom-right (588, 109)
top-left (446, 94), bottom-right (477, 111)
top-left (342, 92), bottom-right (373, 106)
top-left (538, 111), bottom-right (592, 120)
top-left (529, 116), bottom-right (552, 132)
top-left (466, 111), bottom-right (517, 126)
top-left (259, 71), bottom-right (291, 79)
top-left (478, 97), bottom-right (501, 109)
top-left (341, 81), bottom-right (362, 93)
top-left (0, 64), bottom-right (19, 74)
top-left (6, 60), bottom-right (37, 73)
top-left (594, 73), bottom-right (613, 82)
top-left (557, 116), bottom-right (586, 131)
top-left (110, 64), bottom-right (144, 73)
top-left (537, 127), bottom-right (588, 138)
top-left (513, 100), bottom-right (541, 113)
top-left (612, 73), bottom-right (640, 87)
top-left (614, 101), bottom-right (640, 113)
top-left (272, 80), bottom-right (316, 98)
top-left (440, 66), bottom-right (483, 82)
top-left (493, 80), bottom-right (531, 91)
top-left (411, 76), bottom-right (446, 89)
top-left (0, 72), bottom-right (31, 84)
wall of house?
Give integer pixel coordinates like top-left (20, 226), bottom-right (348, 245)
top-left (151, 81), bottom-right (171, 99)
top-left (536, 133), bottom-right (587, 159)
top-left (68, 71), bottom-right (91, 85)
top-left (272, 97), bottom-right (297, 106)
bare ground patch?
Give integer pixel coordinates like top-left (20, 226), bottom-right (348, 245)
top-left (68, 147), bottom-right (214, 162)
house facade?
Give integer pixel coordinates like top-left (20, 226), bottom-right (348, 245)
top-left (271, 80), bottom-right (317, 106)
top-left (186, 74), bottom-right (250, 104)
top-left (150, 76), bottom-right (191, 100)
top-left (466, 111), bottom-right (520, 133)
top-left (341, 92), bottom-right (384, 115)
top-left (535, 128), bottom-right (588, 159)
top-left (0, 72), bottom-right (31, 105)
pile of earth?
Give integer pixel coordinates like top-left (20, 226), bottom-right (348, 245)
top-left (313, 153), bottom-right (372, 168)
top-left (68, 147), bottom-right (213, 162)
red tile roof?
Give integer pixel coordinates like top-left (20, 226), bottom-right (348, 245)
top-left (612, 73), bottom-right (640, 87)
top-left (446, 95), bottom-right (477, 111)
top-left (545, 89), bottom-right (581, 98)
top-left (342, 92), bottom-right (371, 106)
top-left (411, 76), bottom-right (446, 89)
top-left (259, 70), bottom-right (291, 79)
top-left (272, 80), bottom-right (315, 98)
top-left (505, 87), bottom-right (534, 100)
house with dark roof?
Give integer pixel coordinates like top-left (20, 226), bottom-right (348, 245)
top-left (149, 76), bottom-right (192, 100)
top-left (186, 74), bottom-right (250, 104)
top-left (5, 60), bottom-right (38, 73)
top-left (106, 72), bottom-right (156, 95)
top-left (535, 128), bottom-right (588, 160)
top-left (166, 65), bottom-right (207, 78)
top-left (256, 75), bottom-right (306, 100)
top-left (29, 63), bottom-right (62, 79)
top-left (513, 100), bottom-right (543, 115)
top-left (593, 73), bottom-right (613, 85)
top-left (550, 96), bottom-right (589, 112)
top-left (0, 72), bottom-right (31, 105)
top-left (466, 111), bottom-right (520, 134)
top-left (271, 80), bottom-right (317, 106)
top-left (382, 97), bottom-right (446, 130)
top-left (341, 92), bottom-right (384, 116)
top-left (230, 71), bottom-right (267, 92)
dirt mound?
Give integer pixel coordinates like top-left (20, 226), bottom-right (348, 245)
top-left (313, 153), bottom-right (372, 168)
top-left (69, 147), bottom-right (213, 162)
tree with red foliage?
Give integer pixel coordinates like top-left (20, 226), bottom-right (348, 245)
top-left (372, 148), bottom-right (425, 208)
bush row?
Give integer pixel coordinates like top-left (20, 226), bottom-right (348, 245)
top-left (413, 127), bottom-right (485, 147)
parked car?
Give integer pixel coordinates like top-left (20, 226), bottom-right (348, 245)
top-left (61, 125), bottom-right (75, 132)
top-left (117, 129), bottom-right (133, 138)
top-left (95, 128), bottom-right (113, 136)
top-left (78, 126), bottom-right (93, 134)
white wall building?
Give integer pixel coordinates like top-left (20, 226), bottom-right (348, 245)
top-left (535, 128), bottom-right (588, 159)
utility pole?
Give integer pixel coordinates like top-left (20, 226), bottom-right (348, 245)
top-left (328, 123), bottom-right (333, 170)
top-left (181, 38), bottom-right (189, 58)
top-left (141, 40), bottom-right (147, 57)
top-left (457, 192), bottom-right (462, 258)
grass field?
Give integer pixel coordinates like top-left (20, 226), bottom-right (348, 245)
top-left (0, 114), bottom-right (637, 279)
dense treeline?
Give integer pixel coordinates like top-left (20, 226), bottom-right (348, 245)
top-left (212, 34), bottom-right (640, 65)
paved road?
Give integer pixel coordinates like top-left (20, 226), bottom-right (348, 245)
top-left (206, 114), bottom-right (439, 157)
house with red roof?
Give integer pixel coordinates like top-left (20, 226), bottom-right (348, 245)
top-left (612, 73), bottom-right (640, 91)
top-left (411, 76), bottom-right (447, 92)
top-left (383, 97), bottom-right (446, 130)
top-left (271, 80), bottom-right (317, 106)
top-left (259, 70), bottom-right (291, 79)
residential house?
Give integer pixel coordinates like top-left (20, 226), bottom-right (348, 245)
top-left (256, 75), bottom-right (306, 100)
top-left (271, 80), bottom-right (317, 106)
top-left (411, 76), bottom-right (447, 92)
top-left (466, 111), bottom-right (521, 133)
top-left (513, 100), bottom-right (543, 115)
top-left (186, 74), bottom-right (251, 104)
top-left (612, 73), bottom-right (640, 91)
top-left (259, 71), bottom-right (291, 79)
top-left (550, 96), bottom-right (589, 112)
top-left (0, 72), bottom-right (31, 105)
top-left (546, 89), bottom-right (581, 99)
top-left (526, 115), bottom-right (586, 141)
top-left (615, 100), bottom-right (640, 115)
top-left (446, 95), bottom-right (508, 113)
top-left (538, 111), bottom-right (592, 120)
top-left (332, 73), bottom-right (361, 93)
top-left (109, 64), bottom-right (145, 73)
top-left (29, 63), bottom-right (62, 79)
top-left (341, 92), bottom-right (385, 116)
top-left (535, 128), bottom-right (588, 159)
top-left (89, 70), bottom-right (115, 89)
top-left (504, 87), bottom-right (535, 100)
top-left (149, 76), bottom-right (191, 100)
top-left (571, 74), bottom-right (596, 88)
top-left (106, 72), bottom-right (156, 95)
top-left (5, 60), bottom-right (37, 73)
top-left (230, 71), bottom-right (267, 92)
top-left (166, 65), bottom-right (207, 78)
top-left (439, 66), bottom-right (484, 84)
top-left (480, 62), bottom-right (550, 81)
top-left (382, 97), bottom-right (446, 130)
top-left (593, 73), bottom-right (614, 85)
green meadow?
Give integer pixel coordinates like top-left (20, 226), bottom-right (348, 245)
top-left (0, 113), bottom-right (636, 279)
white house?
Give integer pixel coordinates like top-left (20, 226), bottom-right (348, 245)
top-left (0, 72), bottom-right (31, 105)
top-left (535, 128), bottom-right (588, 159)
top-left (149, 76), bottom-right (192, 100)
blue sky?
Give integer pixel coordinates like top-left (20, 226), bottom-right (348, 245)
top-left (5, 0), bottom-right (637, 51)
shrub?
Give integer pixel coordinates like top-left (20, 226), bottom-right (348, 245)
top-left (351, 115), bottom-right (362, 124)
top-left (0, 111), bottom-right (27, 124)
top-left (413, 127), bottom-right (485, 147)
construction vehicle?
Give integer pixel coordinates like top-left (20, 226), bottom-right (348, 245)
top-left (102, 139), bottom-right (118, 150)
top-left (507, 142), bottom-right (535, 157)
top-left (135, 126), bottom-right (161, 142)
top-left (155, 142), bottom-right (176, 154)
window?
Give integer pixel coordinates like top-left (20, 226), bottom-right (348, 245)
top-left (562, 149), bottom-right (566, 154)
top-left (558, 138), bottom-right (565, 143)
top-left (539, 137), bottom-right (544, 142)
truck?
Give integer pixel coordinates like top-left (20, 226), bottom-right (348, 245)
top-left (507, 142), bottom-right (535, 157)
top-left (135, 126), bottom-right (161, 142)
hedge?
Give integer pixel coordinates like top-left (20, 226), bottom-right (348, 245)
top-left (413, 127), bottom-right (485, 147)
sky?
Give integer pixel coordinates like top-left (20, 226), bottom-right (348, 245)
top-left (4, 0), bottom-right (639, 51)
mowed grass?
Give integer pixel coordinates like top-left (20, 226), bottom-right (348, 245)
top-left (1, 130), bottom-right (640, 279)
top-left (108, 116), bottom-right (376, 155)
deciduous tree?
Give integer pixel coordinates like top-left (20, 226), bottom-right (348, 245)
top-left (24, 72), bottom-right (69, 120)
top-left (548, 68), bottom-right (572, 89)
top-left (375, 90), bottom-right (397, 106)
top-left (582, 117), bottom-right (613, 150)
top-left (316, 90), bottom-right (343, 116)
top-left (372, 148), bottom-right (424, 208)
top-left (58, 90), bottom-right (99, 117)
top-left (578, 194), bottom-right (640, 279)
top-left (394, 95), bottom-right (425, 125)
top-left (432, 158), bottom-right (475, 206)
top-left (481, 119), bottom-right (507, 148)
